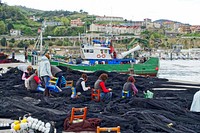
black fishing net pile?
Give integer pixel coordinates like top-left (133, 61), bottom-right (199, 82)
top-left (0, 66), bottom-right (200, 133)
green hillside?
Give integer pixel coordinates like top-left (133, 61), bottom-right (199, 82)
top-left (0, 4), bottom-right (41, 35)
top-left (0, 3), bottom-right (92, 36)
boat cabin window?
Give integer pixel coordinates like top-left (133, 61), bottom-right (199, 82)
top-left (84, 49), bottom-right (94, 53)
top-left (89, 49), bottom-right (94, 53)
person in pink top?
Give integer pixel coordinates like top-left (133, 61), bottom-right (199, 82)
top-left (123, 76), bottom-right (138, 96)
top-left (21, 65), bottom-right (34, 80)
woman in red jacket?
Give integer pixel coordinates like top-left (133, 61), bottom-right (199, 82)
top-left (94, 73), bottom-right (112, 101)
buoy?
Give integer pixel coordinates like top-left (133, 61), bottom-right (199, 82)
top-left (21, 119), bottom-right (27, 123)
top-left (13, 124), bottom-right (20, 131)
top-left (14, 120), bottom-right (20, 125)
top-left (155, 67), bottom-right (159, 71)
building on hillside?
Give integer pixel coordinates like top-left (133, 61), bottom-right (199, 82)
top-left (71, 18), bottom-right (84, 27)
top-left (29, 16), bottom-right (40, 22)
top-left (163, 21), bottom-right (175, 30)
top-left (143, 18), bottom-right (152, 27)
top-left (95, 16), bottom-right (124, 22)
top-left (144, 18), bottom-right (152, 23)
top-left (10, 29), bottom-right (21, 36)
top-left (173, 23), bottom-right (183, 32)
top-left (89, 24), bottom-right (143, 35)
top-left (131, 21), bottom-right (144, 26)
top-left (165, 31), bottom-right (180, 37)
top-left (146, 22), bottom-right (161, 29)
top-left (190, 25), bottom-right (200, 33)
top-left (45, 21), bottom-right (63, 26)
top-left (178, 25), bottom-right (191, 34)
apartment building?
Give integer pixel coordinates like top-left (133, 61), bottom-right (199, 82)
top-left (178, 25), bottom-right (191, 33)
top-left (96, 16), bottom-right (124, 22)
top-left (71, 18), bottom-right (84, 27)
top-left (90, 24), bottom-right (142, 35)
top-left (45, 21), bottom-right (63, 26)
top-left (190, 25), bottom-right (200, 33)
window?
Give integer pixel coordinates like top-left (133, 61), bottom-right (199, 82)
top-left (89, 49), bottom-right (94, 53)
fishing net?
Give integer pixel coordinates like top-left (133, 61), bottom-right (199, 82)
top-left (0, 66), bottom-right (200, 133)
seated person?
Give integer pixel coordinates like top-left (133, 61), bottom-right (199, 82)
top-left (190, 90), bottom-right (200, 112)
top-left (18, 65), bottom-right (42, 91)
top-left (51, 65), bottom-right (64, 88)
top-left (94, 73), bottom-right (112, 101)
top-left (74, 74), bottom-right (90, 97)
top-left (123, 76), bottom-right (138, 96)
top-left (25, 70), bottom-right (44, 92)
top-left (21, 65), bottom-right (34, 80)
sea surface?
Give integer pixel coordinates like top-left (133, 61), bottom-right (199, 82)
top-left (158, 60), bottom-right (200, 83)
top-left (11, 54), bottom-right (200, 83)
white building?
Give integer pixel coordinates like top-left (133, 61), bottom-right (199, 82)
top-left (29, 16), bottom-right (40, 21)
top-left (90, 24), bottom-right (142, 35)
top-left (10, 29), bottom-right (21, 36)
top-left (45, 21), bottom-right (63, 26)
top-left (96, 16), bottom-right (124, 22)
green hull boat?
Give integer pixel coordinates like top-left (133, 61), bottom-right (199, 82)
top-left (50, 57), bottom-right (159, 77)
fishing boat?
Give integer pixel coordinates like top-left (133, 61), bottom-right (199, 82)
top-left (50, 39), bottom-right (159, 77)
top-left (0, 52), bottom-right (8, 60)
top-left (28, 23), bottom-right (159, 77)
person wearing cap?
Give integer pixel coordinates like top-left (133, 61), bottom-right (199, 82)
top-left (38, 53), bottom-right (53, 96)
top-left (94, 73), bottom-right (112, 101)
top-left (122, 76), bottom-right (138, 96)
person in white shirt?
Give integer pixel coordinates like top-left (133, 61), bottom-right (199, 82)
top-left (75, 74), bottom-right (90, 96)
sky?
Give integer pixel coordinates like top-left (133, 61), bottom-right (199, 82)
top-left (2, 0), bottom-right (200, 25)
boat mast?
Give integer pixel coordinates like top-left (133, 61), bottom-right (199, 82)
top-left (40, 21), bottom-right (46, 55)
top-left (40, 29), bottom-right (43, 55)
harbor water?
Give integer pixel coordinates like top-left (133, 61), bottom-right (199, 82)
top-left (158, 60), bottom-right (200, 83)
top-left (11, 54), bottom-right (200, 83)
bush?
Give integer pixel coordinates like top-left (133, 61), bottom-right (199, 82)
top-left (56, 40), bottom-right (63, 46)
top-left (49, 42), bottom-right (54, 46)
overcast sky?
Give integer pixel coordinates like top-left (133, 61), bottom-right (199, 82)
top-left (2, 0), bottom-right (199, 25)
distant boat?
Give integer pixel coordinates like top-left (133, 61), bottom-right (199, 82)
top-left (19, 50), bottom-right (24, 54)
top-left (0, 52), bottom-right (8, 60)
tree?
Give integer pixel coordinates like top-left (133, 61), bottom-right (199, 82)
top-left (9, 38), bottom-right (15, 43)
top-left (1, 37), bottom-right (7, 47)
top-left (17, 40), bottom-right (26, 48)
top-left (0, 21), bottom-right (6, 34)
top-left (7, 23), bottom-right (14, 31)
top-left (9, 43), bottom-right (15, 49)
top-left (84, 20), bottom-right (91, 31)
top-left (23, 27), bottom-right (33, 35)
top-left (61, 17), bottom-right (70, 26)
top-left (80, 9), bottom-right (83, 13)
top-left (53, 26), bottom-right (67, 36)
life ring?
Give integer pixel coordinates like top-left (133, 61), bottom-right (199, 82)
top-left (102, 54), bottom-right (106, 58)
top-left (97, 54), bottom-right (101, 58)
